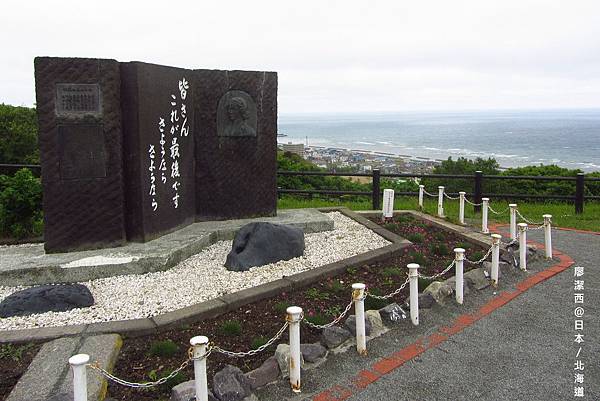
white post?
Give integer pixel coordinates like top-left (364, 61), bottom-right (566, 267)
top-left (382, 189), bottom-right (395, 219)
top-left (454, 248), bottom-right (465, 304)
top-left (543, 214), bottom-right (552, 259)
top-left (69, 354), bottom-right (90, 401)
top-left (491, 234), bottom-right (501, 286)
top-left (459, 191), bottom-right (466, 225)
top-left (418, 185), bottom-right (424, 209)
top-left (482, 198), bottom-right (489, 234)
top-left (518, 223), bottom-right (528, 271)
top-left (287, 306), bottom-right (303, 393)
top-left (509, 204), bottom-right (518, 240)
top-left (437, 186), bottom-right (444, 217)
top-left (408, 263), bottom-right (419, 326)
top-left (352, 283), bottom-right (367, 355)
top-left (190, 336), bottom-right (209, 401)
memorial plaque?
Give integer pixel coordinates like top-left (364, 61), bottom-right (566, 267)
top-left (55, 84), bottom-right (101, 116)
top-left (58, 124), bottom-right (106, 179)
top-left (217, 90), bottom-right (257, 137)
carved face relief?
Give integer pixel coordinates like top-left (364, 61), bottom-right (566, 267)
top-left (217, 90), bottom-right (257, 137)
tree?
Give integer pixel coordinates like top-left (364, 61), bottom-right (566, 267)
top-left (0, 104), bottom-right (39, 164)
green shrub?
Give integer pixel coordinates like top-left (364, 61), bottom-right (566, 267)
top-left (273, 301), bottom-right (290, 314)
top-left (393, 214), bottom-right (413, 224)
top-left (381, 267), bottom-right (403, 277)
top-left (305, 288), bottom-right (330, 301)
top-left (0, 343), bottom-right (34, 361)
top-left (148, 340), bottom-right (179, 357)
top-left (429, 243), bottom-right (450, 256)
top-left (418, 277), bottom-right (431, 292)
top-left (0, 169), bottom-right (43, 238)
top-left (219, 320), bottom-right (242, 336)
top-left (305, 314), bottom-right (328, 326)
top-left (383, 223), bottom-right (396, 231)
top-left (328, 280), bottom-right (345, 294)
top-left (433, 232), bottom-right (446, 241)
top-left (409, 252), bottom-right (427, 266)
top-left (147, 369), bottom-right (186, 391)
top-left (364, 289), bottom-right (390, 310)
top-left (455, 242), bottom-right (472, 250)
top-left (251, 336), bottom-right (268, 350)
top-left (470, 251), bottom-right (484, 262)
top-left (406, 233), bottom-right (424, 243)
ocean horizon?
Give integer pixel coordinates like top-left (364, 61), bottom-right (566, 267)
top-left (278, 109), bottom-right (600, 172)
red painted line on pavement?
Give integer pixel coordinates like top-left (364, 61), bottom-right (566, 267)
top-left (310, 226), bottom-right (576, 400)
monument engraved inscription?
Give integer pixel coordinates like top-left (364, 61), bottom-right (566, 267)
top-left (217, 90), bottom-right (257, 137)
top-left (55, 84), bottom-right (101, 116)
top-left (58, 124), bottom-right (107, 180)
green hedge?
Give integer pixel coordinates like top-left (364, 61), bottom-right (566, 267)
top-left (0, 168), bottom-right (43, 238)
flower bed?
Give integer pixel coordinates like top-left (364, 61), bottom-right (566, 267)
top-left (106, 213), bottom-right (485, 401)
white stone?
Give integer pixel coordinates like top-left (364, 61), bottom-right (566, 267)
top-left (0, 212), bottom-right (390, 331)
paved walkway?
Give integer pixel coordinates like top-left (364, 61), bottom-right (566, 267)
top-left (257, 227), bottom-right (599, 400)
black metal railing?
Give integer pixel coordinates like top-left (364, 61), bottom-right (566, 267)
top-left (278, 169), bottom-right (600, 214)
top-left (2, 164), bottom-right (599, 214)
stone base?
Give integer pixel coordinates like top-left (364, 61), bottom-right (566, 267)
top-left (0, 209), bottom-right (333, 286)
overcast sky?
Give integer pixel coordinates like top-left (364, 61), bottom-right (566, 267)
top-left (2, 0), bottom-right (599, 113)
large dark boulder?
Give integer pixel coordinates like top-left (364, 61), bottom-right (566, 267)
top-left (225, 222), bottom-right (305, 271)
top-left (0, 284), bottom-right (94, 318)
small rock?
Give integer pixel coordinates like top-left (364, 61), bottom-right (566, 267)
top-left (379, 303), bottom-right (407, 324)
top-left (423, 281), bottom-right (453, 305)
top-left (321, 326), bottom-right (352, 349)
top-left (300, 343), bottom-right (327, 363)
top-left (0, 284), bottom-right (94, 318)
top-left (213, 365), bottom-right (252, 401)
top-left (464, 268), bottom-right (490, 290)
top-left (417, 293), bottom-right (435, 309)
top-left (244, 356), bottom-right (280, 389)
top-left (527, 245), bottom-right (541, 261)
top-left (365, 310), bottom-right (385, 336)
top-left (275, 343), bottom-right (304, 378)
top-left (443, 276), bottom-right (471, 296)
top-left (225, 222), bottom-right (305, 271)
top-left (345, 314), bottom-right (372, 336)
top-left (171, 380), bottom-right (218, 401)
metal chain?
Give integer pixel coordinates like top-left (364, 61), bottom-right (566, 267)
top-left (302, 299), bottom-right (355, 329)
top-left (418, 259), bottom-right (456, 280)
top-left (465, 245), bottom-right (494, 265)
top-left (422, 188), bottom-right (438, 197)
top-left (464, 197), bottom-right (483, 206)
top-left (87, 348), bottom-right (202, 388)
top-left (367, 277), bottom-right (410, 300)
top-left (516, 209), bottom-right (545, 226)
top-left (213, 321), bottom-right (289, 357)
top-left (443, 192), bottom-right (460, 200)
top-left (487, 205), bottom-right (510, 215)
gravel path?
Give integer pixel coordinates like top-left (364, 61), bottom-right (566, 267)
top-left (0, 212), bottom-right (389, 330)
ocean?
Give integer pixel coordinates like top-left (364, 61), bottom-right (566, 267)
top-left (278, 109), bottom-right (600, 172)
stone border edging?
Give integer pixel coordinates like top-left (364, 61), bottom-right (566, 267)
top-left (0, 208), bottom-right (409, 344)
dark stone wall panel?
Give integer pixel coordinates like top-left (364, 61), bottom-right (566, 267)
top-left (194, 69), bottom-right (277, 221)
top-left (34, 57), bottom-right (125, 252)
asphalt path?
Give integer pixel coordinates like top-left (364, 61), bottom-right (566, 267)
top-left (257, 227), bottom-right (599, 401)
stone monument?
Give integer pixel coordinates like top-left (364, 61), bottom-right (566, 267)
top-left (34, 57), bottom-right (277, 253)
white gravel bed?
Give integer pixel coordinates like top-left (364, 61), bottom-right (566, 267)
top-left (0, 212), bottom-right (390, 331)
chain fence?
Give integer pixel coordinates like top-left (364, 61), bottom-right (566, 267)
top-left (422, 188), bottom-right (438, 197)
top-left (303, 299), bottom-right (354, 329)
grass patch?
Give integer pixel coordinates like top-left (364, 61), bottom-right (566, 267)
top-left (278, 196), bottom-right (600, 232)
top-left (219, 320), bottom-right (242, 336)
top-left (0, 343), bottom-right (35, 362)
top-left (273, 301), bottom-right (290, 314)
top-left (364, 288), bottom-right (390, 310)
top-left (305, 288), bottom-right (331, 301)
top-left (305, 314), bottom-right (328, 326)
top-left (147, 368), bottom-right (186, 391)
top-left (251, 336), bottom-right (268, 350)
top-left (408, 251), bottom-right (427, 266)
top-left (429, 243), bottom-right (450, 256)
top-left (406, 233), bottom-right (424, 243)
top-left (148, 340), bottom-right (179, 358)
top-left (381, 266), bottom-right (403, 278)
